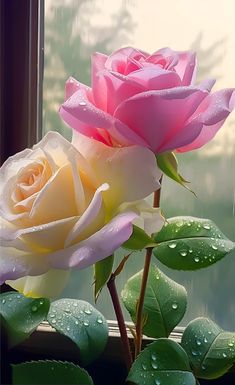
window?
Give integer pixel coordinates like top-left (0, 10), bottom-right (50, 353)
top-left (43, 0), bottom-right (235, 330)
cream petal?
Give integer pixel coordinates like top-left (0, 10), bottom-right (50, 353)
top-left (72, 133), bottom-right (162, 212)
top-left (65, 184), bottom-right (108, 247)
top-left (6, 269), bottom-right (70, 299)
top-left (1, 216), bottom-right (78, 251)
top-left (0, 246), bottom-right (49, 284)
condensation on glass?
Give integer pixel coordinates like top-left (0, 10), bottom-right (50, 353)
top-left (43, 0), bottom-right (235, 330)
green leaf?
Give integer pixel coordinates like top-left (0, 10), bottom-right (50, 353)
top-left (94, 255), bottom-right (114, 301)
top-left (0, 292), bottom-right (50, 347)
top-left (127, 339), bottom-right (196, 385)
top-left (156, 152), bottom-right (193, 193)
top-left (122, 225), bottom-right (156, 250)
top-left (121, 264), bottom-right (187, 338)
top-left (47, 299), bottom-right (108, 365)
top-left (12, 360), bottom-right (94, 385)
top-left (153, 216), bottom-right (235, 270)
top-left (181, 317), bottom-right (235, 379)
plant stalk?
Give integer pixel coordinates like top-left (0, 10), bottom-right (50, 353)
top-left (107, 274), bottom-right (133, 371)
top-left (134, 186), bottom-right (162, 358)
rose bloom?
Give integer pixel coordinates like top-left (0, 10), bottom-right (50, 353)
top-left (59, 47), bottom-right (235, 153)
top-left (0, 132), bottom-right (162, 298)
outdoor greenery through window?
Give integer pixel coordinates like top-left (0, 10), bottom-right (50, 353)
top-left (43, 0), bottom-right (235, 329)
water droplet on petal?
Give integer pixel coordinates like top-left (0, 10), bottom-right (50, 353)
top-left (79, 101), bottom-right (86, 106)
top-left (194, 256), bottom-right (200, 263)
top-left (97, 318), bottom-right (103, 324)
top-left (196, 340), bottom-right (202, 346)
top-left (84, 309), bottom-right (92, 315)
top-left (49, 313), bottom-right (55, 318)
top-left (84, 321), bottom-right (89, 326)
top-left (51, 319), bottom-right (56, 324)
top-left (180, 250), bottom-right (187, 257)
top-left (168, 242), bottom-right (177, 249)
top-left (212, 245), bottom-right (218, 250)
top-left (172, 302), bottom-right (178, 310)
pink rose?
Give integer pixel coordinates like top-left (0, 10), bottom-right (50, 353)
top-left (59, 47), bottom-right (235, 153)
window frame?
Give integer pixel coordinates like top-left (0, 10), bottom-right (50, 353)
top-left (0, 1), bottom-right (234, 384)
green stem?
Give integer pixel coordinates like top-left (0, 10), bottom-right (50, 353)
top-left (107, 274), bottom-right (133, 371)
top-left (134, 187), bottom-right (162, 358)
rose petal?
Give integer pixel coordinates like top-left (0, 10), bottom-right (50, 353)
top-left (64, 183), bottom-right (108, 247)
top-left (177, 88), bottom-right (235, 152)
top-left (49, 211), bottom-right (138, 270)
top-left (65, 76), bottom-right (91, 101)
top-left (0, 246), bottom-right (49, 284)
top-left (92, 52), bottom-right (108, 110)
top-left (6, 269), bottom-right (70, 298)
top-left (59, 88), bottom-right (148, 147)
top-left (114, 86), bottom-right (209, 153)
top-left (72, 133), bottom-right (161, 210)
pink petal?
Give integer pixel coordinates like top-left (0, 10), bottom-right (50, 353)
top-left (105, 47), bottom-right (148, 73)
top-left (65, 77), bottom-right (91, 101)
top-left (114, 86), bottom-right (209, 153)
top-left (92, 52), bottom-right (108, 110)
top-left (49, 212), bottom-right (138, 270)
top-left (177, 88), bottom-right (235, 152)
top-left (59, 88), bottom-right (148, 147)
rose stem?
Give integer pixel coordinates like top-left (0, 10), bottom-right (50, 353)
top-left (134, 185), bottom-right (162, 358)
top-left (107, 274), bottom-right (133, 371)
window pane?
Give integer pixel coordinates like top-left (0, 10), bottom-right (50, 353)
top-left (43, 0), bottom-right (235, 329)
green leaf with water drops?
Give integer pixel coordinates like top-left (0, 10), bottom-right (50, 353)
top-left (0, 291), bottom-right (50, 347)
top-left (12, 360), bottom-right (94, 384)
top-left (121, 264), bottom-right (187, 338)
top-left (94, 255), bottom-right (114, 302)
top-left (127, 338), bottom-right (196, 385)
top-left (47, 299), bottom-right (108, 365)
top-left (122, 225), bottom-right (156, 250)
top-left (181, 317), bottom-right (235, 379)
top-left (153, 216), bottom-right (235, 270)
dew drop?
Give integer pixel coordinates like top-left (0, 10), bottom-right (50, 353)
top-left (49, 313), bottom-right (55, 318)
top-left (84, 321), bottom-right (89, 326)
top-left (66, 326), bottom-right (70, 331)
top-left (212, 245), bottom-right (218, 250)
top-left (222, 353), bottom-right (227, 358)
top-left (196, 340), bottom-right (202, 346)
top-left (151, 353), bottom-right (157, 361)
top-left (2, 299), bottom-right (6, 304)
top-left (31, 305), bottom-right (38, 312)
top-left (65, 309), bottom-right (71, 314)
top-left (79, 101), bottom-right (86, 106)
top-left (39, 300), bottom-right (44, 305)
top-left (172, 302), bottom-right (178, 310)
top-left (97, 318), bottom-right (103, 324)
top-left (191, 350), bottom-right (197, 356)
top-left (84, 309), bottom-right (92, 315)
top-left (155, 379), bottom-right (161, 385)
top-left (202, 365), bottom-right (206, 370)
top-left (73, 302), bottom-right (78, 307)
top-left (194, 256), bottom-right (200, 263)
top-left (51, 319), bottom-right (56, 324)
top-left (228, 342), bottom-right (234, 347)
top-left (189, 249), bottom-right (193, 253)
top-left (208, 331), bottom-right (212, 335)
top-left (203, 224), bottom-right (211, 230)
top-left (142, 363), bottom-right (147, 371)
top-left (151, 362), bottom-right (158, 369)
top-left (168, 242), bottom-right (177, 249)
top-left (204, 337), bottom-right (208, 343)
top-left (75, 320), bottom-right (79, 325)
top-left (180, 250), bottom-right (187, 257)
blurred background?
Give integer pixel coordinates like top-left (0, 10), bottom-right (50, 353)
top-left (43, 0), bottom-right (235, 329)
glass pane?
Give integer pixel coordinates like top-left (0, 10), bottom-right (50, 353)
top-left (43, 0), bottom-right (235, 329)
